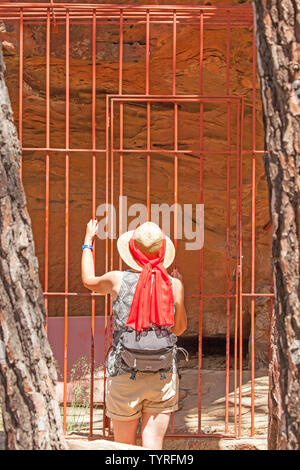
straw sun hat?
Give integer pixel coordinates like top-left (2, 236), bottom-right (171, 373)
top-left (117, 222), bottom-right (175, 272)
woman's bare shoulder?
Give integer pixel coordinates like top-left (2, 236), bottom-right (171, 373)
top-left (105, 270), bottom-right (123, 281)
top-left (170, 276), bottom-right (184, 297)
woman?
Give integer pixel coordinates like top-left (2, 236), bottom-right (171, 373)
top-left (81, 219), bottom-right (187, 449)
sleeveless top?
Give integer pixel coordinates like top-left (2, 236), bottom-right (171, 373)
top-left (105, 269), bottom-right (177, 377)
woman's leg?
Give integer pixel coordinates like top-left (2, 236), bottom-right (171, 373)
top-left (111, 417), bottom-right (140, 446)
top-left (140, 412), bottom-right (171, 449)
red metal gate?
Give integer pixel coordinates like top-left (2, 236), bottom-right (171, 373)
top-left (0, 3), bottom-right (273, 441)
top-left (107, 94), bottom-right (243, 439)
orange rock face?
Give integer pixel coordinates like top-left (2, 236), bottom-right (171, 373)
top-left (1, 1), bottom-right (271, 363)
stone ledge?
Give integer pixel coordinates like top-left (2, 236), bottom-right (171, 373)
top-left (67, 436), bottom-right (267, 451)
top-left (67, 438), bottom-right (146, 451)
top-left (0, 430), bottom-right (267, 450)
top-left (163, 436), bottom-right (267, 450)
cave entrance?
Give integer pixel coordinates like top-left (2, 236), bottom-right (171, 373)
top-left (0, 3), bottom-right (272, 442)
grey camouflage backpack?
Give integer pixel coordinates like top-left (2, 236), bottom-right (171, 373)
top-left (118, 327), bottom-right (188, 380)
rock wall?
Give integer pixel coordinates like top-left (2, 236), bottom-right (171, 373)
top-left (0, 1), bottom-right (271, 362)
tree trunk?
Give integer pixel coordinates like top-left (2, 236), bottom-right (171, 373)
top-left (0, 43), bottom-right (67, 450)
top-left (252, 0), bottom-right (300, 450)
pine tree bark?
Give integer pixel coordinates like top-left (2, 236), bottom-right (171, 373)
top-left (0, 43), bottom-right (67, 449)
top-left (252, 0), bottom-right (300, 450)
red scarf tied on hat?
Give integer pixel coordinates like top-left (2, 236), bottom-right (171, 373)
top-left (125, 233), bottom-right (175, 332)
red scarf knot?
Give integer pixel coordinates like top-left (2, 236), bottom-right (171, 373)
top-left (125, 232), bottom-right (174, 332)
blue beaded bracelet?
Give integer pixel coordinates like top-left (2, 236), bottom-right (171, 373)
top-left (82, 244), bottom-right (93, 251)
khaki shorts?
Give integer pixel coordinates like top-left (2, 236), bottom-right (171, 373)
top-left (105, 371), bottom-right (179, 421)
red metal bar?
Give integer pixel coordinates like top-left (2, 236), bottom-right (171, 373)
top-left (22, 147), bottom-right (106, 152)
top-left (110, 94), bottom-right (243, 101)
top-left (107, 96), bottom-right (115, 438)
top-left (169, 9), bottom-right (177, 434)
top-left (146, 9), bottom-right (150, 94)
top-left (44, 292), bottom-right (105, 296)
top-left (242, 293), bottom-right (274, 297)
top-left (0, 11), bottom-right (253, 19)
top-left (44, 8), bottom-right (50, 335)
top-left (187, 294), bottom-right (237, 298)
top-left (173, 10), bottom-right (178, 264)
top-left (198, 10), bottom-right (204, 434)
top-left (111, 149), bottom-right (260, 154)
top-left (250, 23), bottom-right (257, 437)
top-left (21, 147), bottom-right (267, 154)
top-left (0, 16), bottom-right (253, 24)
top-left (102, 94), bottom-right (110, 438)
top-left (1, 19), bottom-right (254, 29)
top-left (89, 8), bottom-right (97, 437)
top-left (42, 291), bottom-right (274, 298)
top-left (0, 3), bottom-right (254, 12)
top-left (63, 8), bottom-right (70, 435)
top-left (9, 15), bottom-right (251, 23)
top-left (110, 103), bottom-right (114, 272)
top-left (234, 102), bottom-right (241, 437)
top-left (225, 10), bottom-right (231, 434)
top-left (118, 10), bottom-right (124, 272)
top-left (18, 8), bottom-right (23, 177)
top-left (146, 9), bottom-right (150, 220)
top-left (146, 105), bottom-right (151, 220)
top-left (238, 98), bottom-right (245, 437)
top-left (107, 99), bottom-right (116, 438)
top-left (105, 97), bottom-right (110, 269)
